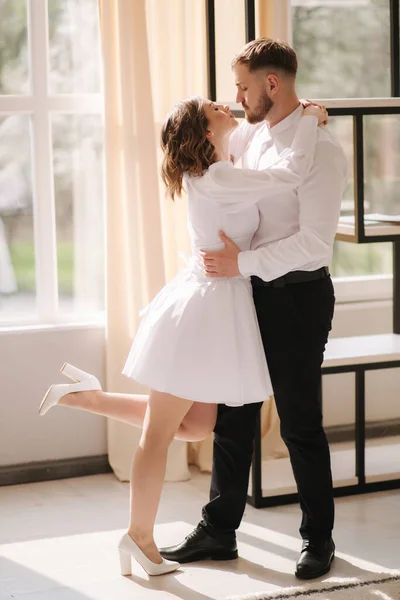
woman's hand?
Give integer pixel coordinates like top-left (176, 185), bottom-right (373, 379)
top-left (300, 99), bottom-right (325, 110)
top-left (303, 103), bottom-right (328, 126)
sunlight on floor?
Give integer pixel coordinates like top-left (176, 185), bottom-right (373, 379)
top-left (1, 472), bottom-right (399, 599)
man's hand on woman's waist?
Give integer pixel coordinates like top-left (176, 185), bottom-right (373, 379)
top-left (200, 231), bottom-right (241, 278)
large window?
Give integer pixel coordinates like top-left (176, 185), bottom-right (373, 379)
top-left (292, 0), bottom-right (396, 278)
top-left (0, 0), bottom-right (104, 326)
top-left (2, 0), bottom-right (398, 327)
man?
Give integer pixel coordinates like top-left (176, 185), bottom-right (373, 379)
top-left (160, 38), bottom-right (347, 579)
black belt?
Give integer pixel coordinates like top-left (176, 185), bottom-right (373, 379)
top-left (251, 266), bottom-right (329, 289)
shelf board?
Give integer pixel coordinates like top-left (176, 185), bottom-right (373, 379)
top-left (336, 218), bottom-right (400, 242)
top-left (249, 436), bottom-right (400, 498)
top-left (323, 333), bottom-right (400, 368)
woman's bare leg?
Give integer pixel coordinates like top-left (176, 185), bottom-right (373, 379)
top-left (58, 389), bottom-right (217, 442)
top-left (58, 388), bottom-right (217, 562)
top-left (127, 390), bottom-right (195, 562)
top-left (58, 391), bottom-right (148, 428)
top-left (178, 400), bottom-right (217, 441)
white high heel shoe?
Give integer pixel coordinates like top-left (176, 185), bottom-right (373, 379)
top-left (38, 363), bottom-right (101, 416)
top-left (118, 533), bottom-right (180, 576)
top-left (60, 362), bottom-right (92, 382)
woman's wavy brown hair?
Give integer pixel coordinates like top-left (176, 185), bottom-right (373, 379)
top-left (161, 97), bottom-right (218, 200)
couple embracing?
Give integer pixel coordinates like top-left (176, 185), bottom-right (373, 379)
top-left (39, 38), bottom-right (346, 580)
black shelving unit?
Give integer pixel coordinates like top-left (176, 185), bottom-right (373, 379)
top-left (206, 0), bottom-right (400, 508)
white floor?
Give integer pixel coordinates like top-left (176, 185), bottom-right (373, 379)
top-left (0, 467), bottom-right (399, 599)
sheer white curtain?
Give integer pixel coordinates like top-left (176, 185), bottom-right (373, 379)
top-left (99, 0), bottom-right (207, 481)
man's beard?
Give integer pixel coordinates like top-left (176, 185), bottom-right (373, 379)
top-left (244, 90), bottom-right (274, 124)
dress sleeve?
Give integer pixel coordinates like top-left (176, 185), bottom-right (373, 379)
top-left (228, 120), bottom-right (264, 163)
top-left (203, 115), bottom-right (319, 214)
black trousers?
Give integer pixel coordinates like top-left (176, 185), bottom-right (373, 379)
top-left (202, 274), bottom-right (335, 541)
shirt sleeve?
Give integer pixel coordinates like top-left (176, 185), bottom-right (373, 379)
top-left (203, 115), bottom-right (319, 215)
top-left (238, 140), bottom-right (347, 280)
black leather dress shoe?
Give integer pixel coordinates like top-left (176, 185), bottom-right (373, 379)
top-left (159, 521), bottom-right (238, 563)
top-left (295, 538), bottom-right (335, 579)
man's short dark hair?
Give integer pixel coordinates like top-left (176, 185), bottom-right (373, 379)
top-left (232, 38), bottom-right (297, 77)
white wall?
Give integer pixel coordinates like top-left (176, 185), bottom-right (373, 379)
top-left (0, 325), bottom-right (106, 466)
top-left (0, 298), bottom-right (398, 467)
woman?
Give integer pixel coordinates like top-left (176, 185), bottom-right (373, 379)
top-left (39, 98), bottom-right (327, 577)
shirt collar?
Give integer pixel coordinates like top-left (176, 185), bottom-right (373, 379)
top-left (268, 103), bottom-right (303, 138)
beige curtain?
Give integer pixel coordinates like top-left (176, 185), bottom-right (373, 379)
top-left (99, 0), bottom-right (206, 482)
top-left (99, 0), bottom-right (288, 483)
top-left (257, 0), bottom-right (292, 43)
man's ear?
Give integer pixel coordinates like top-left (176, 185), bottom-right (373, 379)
top-left (267, 73), bottom-right (279, 95)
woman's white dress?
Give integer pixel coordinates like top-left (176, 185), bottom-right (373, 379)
top-left (122, 116), bottom-right (318, 406)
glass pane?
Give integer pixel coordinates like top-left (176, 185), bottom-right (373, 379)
top-left (328, 116), bottom-right (393, 277)
top-left (52, 114), bottom-right (105, 315)
top-left (331, 241), bottom-right (392, 276)
top-left (48, 0), bottom-right (102, 94)
top-left (364, 115), bottom-right (400, 217)
top-left (0, 0), bottom-right (29, 94)
top-left (292, 0), bottom-right (390, 99)
top-left (329, 116), bottom-right (354, 213)
top-left (0, 115), bottom-right (36, 321)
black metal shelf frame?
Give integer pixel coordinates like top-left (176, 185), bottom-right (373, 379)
top-left (249, 358), bottom-right (400, 509)
top-left (207, 1), bottom-right (400, 336)
top-left (205, 0), bottom-right (400, 507)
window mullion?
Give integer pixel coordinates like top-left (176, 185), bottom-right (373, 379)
top-left (47, 95), bottom-right (103, 113)
top-left (28, 0), bottom-right (59, 323)
top-left (0, 95), bottom-right (103, 113)
top-left (0, 96), bottom-right (33, 112)
top-left (390, 0), bottom-right (400, 97)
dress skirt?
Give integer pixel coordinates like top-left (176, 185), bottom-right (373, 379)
top-left (122, 267), bottom-right (273, 407)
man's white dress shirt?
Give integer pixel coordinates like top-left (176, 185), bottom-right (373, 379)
top-left (230, 104), bottom-right (348, 282)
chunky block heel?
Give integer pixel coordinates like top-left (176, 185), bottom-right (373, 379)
top-left (60, 362), bottom-right (92, 382)
top-left (119, 550), bottom-right (132, 576)
top-left (118, 533), bottom-right (180, 576)
top-left (38, 368), bottom-right (101, 416)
